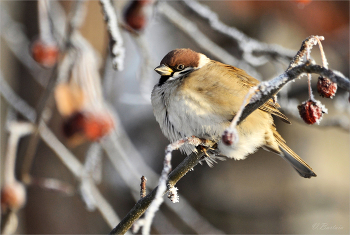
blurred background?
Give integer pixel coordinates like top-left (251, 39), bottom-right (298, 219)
top-left (1, 0), bottom-right (349, 234)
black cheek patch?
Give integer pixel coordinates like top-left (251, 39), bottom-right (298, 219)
top-left (158, 75), bottom-right (171, 86)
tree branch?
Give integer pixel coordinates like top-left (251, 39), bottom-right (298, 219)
top-left (109, 36), bottom-right (350, 235)
top-left (109, 150), bottom-right (205, 235)
top-left (181, 0), bottom-right (296, 66)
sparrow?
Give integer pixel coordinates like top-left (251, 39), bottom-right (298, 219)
top-left (151, 48), bottom-right (316, 178)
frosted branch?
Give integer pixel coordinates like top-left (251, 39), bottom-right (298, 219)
top-left (0, 72), bottom-right (121, 230)
top-left (110, 137), bottom-right (212, 235)
top-left (236, 62), bottom-right (349, 127)
top-left (181, 0), bottom-right (296, 66)
top-left (100, 0), bottom-right (125, 70)
top-left (101, 115), bottom-right (223, 234)
top-left (38, 0), bottom-right (54, 43)
top-left (0, 6), bottom-right (47, 82)
top-left (84, 143), bottom-right (103, 184)
top-left (0, 72), bottom-right (37, 123)
top-left (4, 122), bottom-right (34, 185)
top-left (157, 2), bottom-right (261, 79)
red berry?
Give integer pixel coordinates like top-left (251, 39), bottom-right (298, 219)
top-left (317, 76), bottom-right (337, 98)
top-left (124, 0), bottom-right (153, 30)
top-left (1, 182), bottom-right (26, 211)
top-left (222, 129), bottom-right (237, 146)
top-left (31, 40), bottom-right (59, 68)
top-left (62, 112), bottom-right (85, 138)
top-left (298, 100), bottom-right (326, 124)
top-left (83, 113), bottom-right (114, 141)
top-left (62, 112), bottom-right (114, 141)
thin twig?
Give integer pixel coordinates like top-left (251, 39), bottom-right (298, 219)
top-left (100, 0), bottom-right (125, 70)
top-left (109, 150), bottom-right (206, 235)
top-left (38, 0), bottom-right (54, 43)
top-left (4, 122), bottom-right (34, 185)
top-left (0, 72), bottom-right (37, 123)
top-left (157, 2), bottom-right (261, 79)
top-left (181, 0), bottom-right (296, 66)
top-left (38, 121), bottom-right (121, 228)
top-left (140, 176), bottom-right (147, 199)
top-left (0, 72), bottom-right (121, 229)
top-left (0, 5), bottom-right (49, 85)
top-left (29, 177), bottom-right (75, 196)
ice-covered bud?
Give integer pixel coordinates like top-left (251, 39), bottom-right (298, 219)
top-left (167, 186), bottom-right (179, 203)
top-left (298, 99), bottom-right (327, 124)
top-left (222, 128), bottom-right (238, 146)
top-left (1, 182), bottom-right (26, 211)
top-left (31, 39), bottom-right (59, 68)
top-left (317, 76), bottom-right (337, 98)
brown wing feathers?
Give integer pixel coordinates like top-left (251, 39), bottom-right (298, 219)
top-left (223, 63), bottom-right (291, 124)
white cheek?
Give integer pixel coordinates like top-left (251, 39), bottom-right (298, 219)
top-left (169, 71), bottom-right (183, 80)
top-left (197, 54), bottom-right (210, 68)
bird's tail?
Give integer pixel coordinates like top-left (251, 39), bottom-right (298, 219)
top-left (274, 132), bottom-right (317, 178)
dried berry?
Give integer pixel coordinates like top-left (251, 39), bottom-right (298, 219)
top-left (62, 112), bottom-right (114, 141)
top-left (317, 76), bottom-right (337, 98)
top-left (62, 112), bottom-right (85, 138)
top-left (298, 100), bottom-right (327, 124)
top-left (83, 113), bottom-right (114, 141)
top-left (222, 129), bottom-right (237, 146)
top-left (124, 0), bottom-right (153, 31)
top-left (31, 39), bottom-right (59, 68)
top-left (1, 182), bottom-right (26, 211)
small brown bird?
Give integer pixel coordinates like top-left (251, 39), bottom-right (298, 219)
top-left (151, 48), bottom-right (316, 178)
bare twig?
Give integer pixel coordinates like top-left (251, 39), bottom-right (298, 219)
top-left (140, 176), bottom-right (147, 199)
top-left (100, 0), bottom-right (125, 70)
top-left (38, 121), bottom-right (121, 228)
top-left (4, 122), bottom-right (34, 185)
top-left (29, 177), bottom-right (75, 196)
top-left (111, 137), bottom-right (211, 235)
top-left (157, 2), bottom-right (261, 79)
top-left (1, 122), bottom-right (33, 234)
top-left (109, 150), bottom-right (206, 235)
top-left (66, 0), bottom-right (86, 44)
top-left (181, 0), bottom-right (296, 66)
top-left (1, 211), bottom-right (18, 235)
top-left (0, 72), bottom-right (37, 123)
top-left (0, 72), bottom-right (121, 229)
top-left (84, 143), bottom-right (103, 184)
top-left (0, 5), bottom-right (49, 86)
top-left (38, 0), bottom-right (54, 43)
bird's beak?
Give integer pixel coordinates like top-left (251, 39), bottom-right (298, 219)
top-left (154, 64), bottom-right (173, 76)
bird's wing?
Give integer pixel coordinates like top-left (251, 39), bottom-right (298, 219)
top-left (223, 64), bottom-right (291, 124)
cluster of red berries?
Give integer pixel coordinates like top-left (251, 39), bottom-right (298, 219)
top-left (298, 76), bottom-right (337, 125)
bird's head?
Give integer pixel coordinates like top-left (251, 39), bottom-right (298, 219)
top-left (155, 48), bottom-right (210, 86)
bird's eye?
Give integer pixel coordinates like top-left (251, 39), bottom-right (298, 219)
top-left (177, 64), bottom-right (185, 70)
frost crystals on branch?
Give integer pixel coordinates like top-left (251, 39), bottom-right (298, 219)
top-left (182, 0), bottom-right (296, 66)
top-left (223, 35), bottom-right (349, 146)
top-left (140, 137), bottom-right (211, 235)
top-left (100, 0), bottom-right (125, 71)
